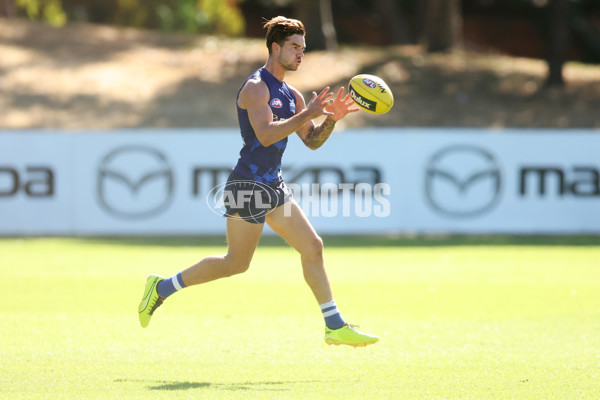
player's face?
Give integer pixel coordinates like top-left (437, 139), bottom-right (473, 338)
top-left (276, 34), bottom-right (305, 71)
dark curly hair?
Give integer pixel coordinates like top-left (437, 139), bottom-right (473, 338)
top-left (263, 16), bottom-right (305, 55)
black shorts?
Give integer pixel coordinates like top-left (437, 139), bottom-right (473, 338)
top-left (222, 172), bottom-right (293, 224)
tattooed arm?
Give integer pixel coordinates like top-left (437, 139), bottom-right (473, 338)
top-left (302, 116), bottom-right (337, 150)
top-left (293, 86), bottom-right (360, 150)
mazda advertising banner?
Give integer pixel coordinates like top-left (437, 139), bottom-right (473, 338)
top-left (1, 129), bottom-right (599, 235)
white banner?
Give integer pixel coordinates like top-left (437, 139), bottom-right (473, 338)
top-left (1, 129), bottom-right (599, 235)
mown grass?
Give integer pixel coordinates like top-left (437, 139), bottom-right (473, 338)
top-left (1, 236), bottom-right (599, 399)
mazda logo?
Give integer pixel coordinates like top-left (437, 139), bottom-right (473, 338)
top-left (97, 146), bottom-right (174, 219)
top-left (425, 145), bottom-right (502, 217)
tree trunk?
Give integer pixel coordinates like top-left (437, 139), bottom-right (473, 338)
top-left (422, 0), bottom-right (462, 53)
top-left (376, 0), bottom-right (410, 44)
top-left (319, 0), bottom-right (338, 51)
top-left (416, 0), bottom-right (428, 45)
top-left (295, 0), bottom-right (325, 51)
top-left (546, 0), bottom-right (569, 87)
top-left (0, 0), bottom-right (16, 17)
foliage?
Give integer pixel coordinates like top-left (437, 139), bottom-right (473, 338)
top-left (113, 0), bottom-right (245, 34)
top-left (14, 0), bottom-right (245, 35)
top-left (15, 0), bottom-right (67, 27)
top-left (197, 0), bottom-right (245, 35)
top-left (156, 0), bottom-right (202, 33)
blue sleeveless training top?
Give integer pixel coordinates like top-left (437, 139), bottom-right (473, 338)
top-left (232, 67), bottom-right (296, 184)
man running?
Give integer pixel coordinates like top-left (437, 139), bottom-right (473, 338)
top-left (138, 16), bottom-right (379, 347)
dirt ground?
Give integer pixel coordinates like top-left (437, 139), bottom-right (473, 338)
top-left (1, 18), bottom-right (599, 131)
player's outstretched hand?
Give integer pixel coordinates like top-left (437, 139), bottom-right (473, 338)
top-left (306, 87), bottom-right (335, 118)
top-left (326, 87), bottom-right (360, 121)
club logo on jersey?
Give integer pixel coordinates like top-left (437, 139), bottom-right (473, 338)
top-left (362, 78), bottom-right (377, 89)
top-left (270, 98), bottom-right (283, 108)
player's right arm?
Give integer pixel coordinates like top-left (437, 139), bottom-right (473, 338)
top-left (238, 78), bottom-right (333, 147)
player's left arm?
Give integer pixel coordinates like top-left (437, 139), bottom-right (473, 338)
top-left (293, 86), bottom-right (359, 150)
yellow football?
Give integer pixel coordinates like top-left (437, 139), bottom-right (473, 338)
top-left (348, 74), bottom-right (394, 114)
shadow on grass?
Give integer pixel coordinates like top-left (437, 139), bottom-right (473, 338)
top-left (147, 381), bottom-right (211, 391)
top-left (144, 379), bottom-right (321, 392)
top-left (69, 234), bottom-right (600, 248)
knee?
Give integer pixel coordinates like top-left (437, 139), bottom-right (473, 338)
top-left (303, 235), bottom-right (324, 260)
top-left (224, 256), bottom-right (251, 276)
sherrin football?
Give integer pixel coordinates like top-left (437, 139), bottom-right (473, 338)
top-left (348, 74), bottom-right (394, 114)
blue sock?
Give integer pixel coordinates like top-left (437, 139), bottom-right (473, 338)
top-left (157, 272), bottom-right (186, 299)
top-left (320, 300), bottom-right (346, 329)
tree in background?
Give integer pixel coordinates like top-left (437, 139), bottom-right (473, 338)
top-left (294, 0), bottom-right (337, 51)
top-left (319, 0), bottom-right (338, 51)
top-left (9, 0), bottom-right (245, 34)
top-left (13, 0), bottom-right (67, 26)
top-left (420, 0), bottom-right (462, 52)
top-left (145, 0), bottom-right (245, 35)
top-left (6, 0), bottom-right (600, 82)
top-left (0, 0), bottom-right (16, 17)
top-left (546, 0), bottom-right (569, 86)
top-left (376, 0), bottom-right (410, 44)
top-left (197, 0), bottom-right (245, 35)
top-left (113, 0), bottom-right (245, 35)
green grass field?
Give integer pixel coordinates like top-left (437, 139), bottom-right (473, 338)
top-left (1, 236), bottom-right (599, 399)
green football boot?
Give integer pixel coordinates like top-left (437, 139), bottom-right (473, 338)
top-left (138, 274), bottom-right (164, 328)
top-left (324, 324), bottom-right (379, 347)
